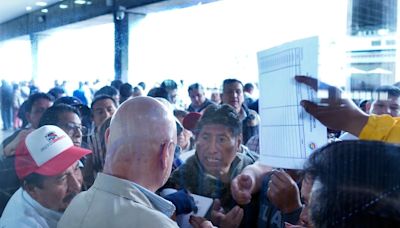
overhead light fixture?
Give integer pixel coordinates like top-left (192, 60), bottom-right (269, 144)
top-left (74, 0), bottom-right (86, 4)
top-left (86, 1), bottom-right (92, 5)
top-left (41, 8), bottom-right (49, 13)
top-left (26, 6), bottom-right (33, 11)
top-left (59, 4), bottom-right (68, 9)
top-left (35, 1), bottom-right (48, 7)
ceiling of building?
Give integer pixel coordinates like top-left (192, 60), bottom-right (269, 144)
top-left (0, 0), bottom-right (63, 24)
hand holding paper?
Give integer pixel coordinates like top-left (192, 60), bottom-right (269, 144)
top-left (295, 75), bottom-right (369, 136)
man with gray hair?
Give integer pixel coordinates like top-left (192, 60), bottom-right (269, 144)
top-left (58, 97), bottom-right (179, 228)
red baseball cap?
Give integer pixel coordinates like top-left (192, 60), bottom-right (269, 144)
top-left (15, 125), bottom-right (91, 180)
top-left (182, 112), bottom-right (202, 131)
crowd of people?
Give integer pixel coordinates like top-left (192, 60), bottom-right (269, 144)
top-left (0, 75), bottom-right (399, 228)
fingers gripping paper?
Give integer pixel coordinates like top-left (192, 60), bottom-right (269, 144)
top-left (257, 36), bottom-right (327, 169)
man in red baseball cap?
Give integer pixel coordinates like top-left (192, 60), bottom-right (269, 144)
top-left (0, 125), bottom-right (91, 228)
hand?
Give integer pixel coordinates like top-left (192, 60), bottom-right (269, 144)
top-left (164, 189), bottom-right (197, 215)
top-left (211, 199), bottom-right (243, 228)
top-left (231, 174), bottom-right (255, 205)
top-left (295, 75), bottom-right (369, 136)
top-left (267, 170), bottom-right (301, 213)
top-left (4, 129), bottom-right (33, 157)
top-left (189, 215), bottom-right (216, 228)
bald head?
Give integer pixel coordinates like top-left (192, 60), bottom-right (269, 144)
top-left (104, 96), bottom-right (177, 189)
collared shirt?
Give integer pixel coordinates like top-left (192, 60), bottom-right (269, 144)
top-left (131, 181), bottom-right (175, 218)
top-left (58, 173), bottom-right (178, 228)
top-left (0, 187), bottom-right (62, 228)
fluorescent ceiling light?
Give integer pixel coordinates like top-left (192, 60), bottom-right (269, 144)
top-left (36, 1), bottom-right (48, 7)
top-left (59, 4), bottom-right (68, 9)
top-left (26, 6), bottom-right (33, 11)
top-left (41, 8), bottom-right (48, 13)
top-left (74, 0), bottom-right (86, 4)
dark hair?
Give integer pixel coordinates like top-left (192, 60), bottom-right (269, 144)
top-left (222, 79), bottom-right (243, 89)
top-left (25, 93), bottom-right (53, 113)
top-left (174, 109), bottom-right (189, 119)
top-left (38, 104), bottom-right (80, 127)
top-left (119, 83), bottom-right (133, 97)
top-left (91, 95), bottom-right (117, 109)
top-left (244, 83), bottom-right (254, 92)
top-left (48, 87), bottom-right (65, 99)
top-left (22, 172), bottom-right (46, 189)
top-left (147, 87), bottom-right (171, 102)
top-left (195, 104), bottom-right (242, 136)
top-left (372, 85), bottom-right (400, 100)
top-left (110, 79), bottom-right (123, 90)
top-left (94, 86), bottom-right (119, 98)
top-left (188, 83), bottom-right (204, 93)
top-left (304, 140), bottom-right (400, 227)
top-left (138, 82), bottom-right (146, 90)
top-left (160, 79), bottom-right (178, 90)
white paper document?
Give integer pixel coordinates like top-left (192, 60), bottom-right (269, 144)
top-left (176, 194), bottom-right (213, 228)
top-left (257, 36), bottom-right (327, 169)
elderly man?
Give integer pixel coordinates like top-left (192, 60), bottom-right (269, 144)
top-left (222, 79), bottom-right (260, 144)
top-left (58, 97), bottom-right (179, 228)
top-left (0, 125), bottom-right (91, 228)
top-left (167, 104), bottom-right (256, 227)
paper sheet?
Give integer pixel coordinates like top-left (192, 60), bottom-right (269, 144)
top-left (257, 36), bottom-right (327, 169)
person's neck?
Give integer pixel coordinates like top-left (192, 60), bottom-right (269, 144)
top-left (104, 169), bottom-right (160, 192)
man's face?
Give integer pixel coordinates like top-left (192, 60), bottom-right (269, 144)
top-left (28, 161), bottom-right (83, 212)
top-left (189, 89), bottom-right (206, 107)
top-left (92, 99), bottom-right (117, 128)
top-left (222, 82), bottom-right (244, 113)
top-left (168, 89), bottom-right (178, 104)
top-left (57, 112), bottom-right (83, 147)
top-left (27, 99), bottom-right (52, 129)
top-left (369, 95), bottom-right (400, 117)
top-left (299, 176), bottom-right (314, 227)
top-left (196, 124), bottom-right (240, 177)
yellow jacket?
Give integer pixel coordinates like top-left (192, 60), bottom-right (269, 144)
top-left (359, 115), bottom-right (400, 143)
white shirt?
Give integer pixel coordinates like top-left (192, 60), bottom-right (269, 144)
top-left (0, 188), bottom-right (62, 228)
top-left (339, 132), bottom-right (359, 141)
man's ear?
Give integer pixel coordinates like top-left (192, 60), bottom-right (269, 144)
top-left (105, 127), bottom-right (110, 145)
top-left (23, 181), bottom-right (39, 198)
top-left (237, 134), bottom-right (242, 151)
top-left (160, 142), bottom-right (173, 170)
top-left (365, 101), bottom-right (372, 113)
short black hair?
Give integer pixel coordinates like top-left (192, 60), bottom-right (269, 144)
top-left (188, 83), bottom-right (204, 93)
top-left (25, 93), bottom-right (53, 113)
top-left (147, 87), bottom-right (171, 102)
top-left (195, 104), bottom-right (242, 136)
top-left (372, 85), bottom-right (400, 100)
top-left (38, 104), bottom-right (80, 127)
top-left (138, 82), bottom-right (146, 90)
top-left (22, 172), bottom-right (46, 189)
top-left (110, 79), bottom-right (123, 90)
top-left (304, 140), bottom-right (400, 227)
top-left (91, 95), bottom-right (117, 109)
top-left (119, 83), bottom-right (133, 97)
top-left (160, 79), bottom-right (178, 90)
top-left (244, 83), bottom-right (254, 91)
top-left (94, 86), bottom-right (119, 98)
top-left (222, 79), bottom-right (243, 91)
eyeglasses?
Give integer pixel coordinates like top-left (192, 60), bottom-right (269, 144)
top-left (60, 122), bottom-right (88, 136)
